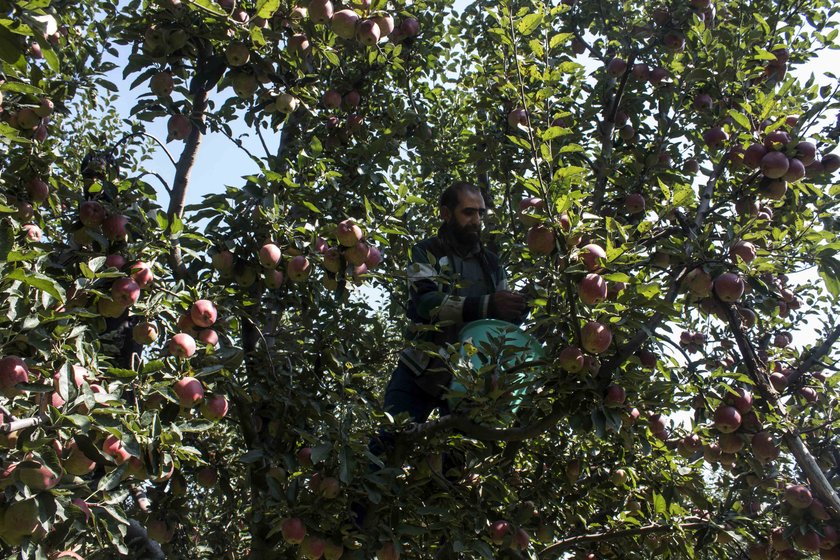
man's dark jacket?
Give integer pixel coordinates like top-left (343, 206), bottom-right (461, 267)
top-left (398, 224), bottom-right (509, 396)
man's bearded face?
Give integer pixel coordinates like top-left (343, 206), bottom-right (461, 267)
top-left (446, 190), bottom-right (485, 245)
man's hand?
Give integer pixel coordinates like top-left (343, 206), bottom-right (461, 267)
top-left (490, 291), bottom-right (527, 323)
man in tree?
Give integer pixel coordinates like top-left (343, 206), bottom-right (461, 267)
top-left (382, 181), bottom-right (528, 428)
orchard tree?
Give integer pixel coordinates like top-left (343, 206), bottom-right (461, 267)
top-left (2, 0), bottom-right (840, 558)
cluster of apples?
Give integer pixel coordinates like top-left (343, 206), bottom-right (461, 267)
top-left (321, 88), bottom-right (367, 146)
top-left (167, 299), bottom-right (219, 359)
top-left (318, 219), bottom-right (382, 289)
top-left (304, 0), bottom-right (416, 47)
top-left (2, 94), bottom-right (53, 143)
top-left (279, 516), bottom-right (349, 559)
top-left (9, 176), bottom-right (52, 243)
top-left (750, 484), bottom-right (840, 557)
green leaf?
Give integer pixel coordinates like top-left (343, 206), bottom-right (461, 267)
top-left (654, 493), bottom-right (667, 515)
top-left (6, 268), bottom-right (66, 302)
top-left (256, 0), bottom-right (280, 19)
top-left (727, 109), bottom-right (751, 130)
top-left (517, 13), bottom-right (543, 36)
top-left (97, 463), bottom-right (127, 491)
top-left (753, 13), bottom-right (770, 34)
top-left (541, 126), bottom-right (569, 141)
top-left (818, 255), bottom-right (840, 298)
top-left (549, 33), bottom-right (573, 49)
top-left (185, 0), bottom-right (227, 16)
top-left (0, 81), bottom-right (44, 95)
top-left (0, 26), bottom-right (24, 66)
top-left (105, 368), bottom-right (138, 379)
top-left (239, 449), bottom-right (265, 463)
top-left (310, 442), bottom-right (332, 464)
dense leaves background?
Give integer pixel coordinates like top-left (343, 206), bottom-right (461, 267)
top-left (1, 0), bottom-right (840, 558)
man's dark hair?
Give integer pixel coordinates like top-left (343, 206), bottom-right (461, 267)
top-left (439, 181), bottom-right (482, 211)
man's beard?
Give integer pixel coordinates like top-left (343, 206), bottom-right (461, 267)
top-left (448, 219), bottom-right (481, 246)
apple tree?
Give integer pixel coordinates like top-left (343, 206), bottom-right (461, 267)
top-left (2, 0), bottom-right (840, 558)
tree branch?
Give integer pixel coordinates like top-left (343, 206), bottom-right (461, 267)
top-left (592, 55), bottom-right (635, 214)
top-left (166, 53), bottom-right (211, 283)
top-left (786, 322), bottom-right (840, 387)
top-left (0, 416), bottom-right (43, 434)
top-left (539, 519), bottom-right (709, 557)
top-left (721, 302), bottom-right (840, 519)
top-left (694, 153), bottom-right (729, 229)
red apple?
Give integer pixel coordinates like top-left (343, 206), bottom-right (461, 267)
top-left (167, 114), bottom-right (192, 141)
top-left (730, 241), bottom-right (756, 264)
top-left (22, 223), bottom-right (42, 242)
top-left (201, 395), bottom-right (229, 420)
top-left (322, 90), bottom-right (342, 109)
top-left (18, 463), bottom-right (60, 491)
top-left (168, 333), bottom-right (197, 358)
top-left (604, 384), bottom-right (626, 406)
top-left (288, 33), bottom-right (310, 55)
top-left (714, 272), bottom-right (744, 302)
top-left (173, 376), bottom-right (204, 407)
top-left (196, 467), bottom-right (217, 488)
top-left (713, 405), bottom-right (742, 433)
top-left (287, 255), bottom-right (312, 282)
top-left (718, 432), bottom-right (743, 453)
top-left (276, 93), bottom-right (299, 114)
top-left (343, 90), bottom-right (361, 108)
top-left (336, 219), bottom-right (363, 247)
top-left (822, 154), bottom-right (840, 173)
top-left (703, 126), bottom-right (729, 149)
top-left (0, 356), bottom-right (29, 394)
top-left (111, 277), bottom-right (140, 307)
top-left (581, 321), bottom-right (612, 354)
top-left (693, 93), bottom-right (713, 111)
top-left (344, 241), bottom-right (370, 266)
top-left (198, 329), bottom-right (219, 346)
top-left (744, 143), bottom-right (768, 168)
top-left (323, 541), bottom-right (344, 560)
top-left (371, 14), bottom-right (394, 37)
top-left (507, 108), bottom-right (528, 128)
top-left (150, 71), bottom-right (174, 97)
top-left (102, 214), bottom-right (129, 241)
top-left (526, 225), bottom-right (554, 255)
top-left (558, 346), bottom-right (585, 373)
top-left (281, 517), bottom-right (307, 544)
top-left (784, 484), bottom-right (813, 509)
top-left (225, 41), bottom-right (250, 67)
top-left (376, 541), bottom-right (399, 560)
top-left (308, 0), bottom-right (333, 24)
top-left (356, 19), bottom-right (380, 45)
top-left (783, 158), bottom-right (805, 182)
top-left (606, 57), bottom-right (627, 76)
top-left (212, 250), bottom-right (235, 274)
top-left (794, 141), bottom-right (816, 165)
top-left (518, 197), bottom-right (544, 226)
top-left (331, 9), bottom-right (360, 39)
top-left (62, 441), bottom-right (96, 475)
top-left (130, 261), bottom-right (154, 288)
top-left (632, 63), bottom-right (650, 79)
top-left (578, 273), bottom-right (607, 305)
top-left (624, 193), bottom-right (645, 214)
top-left (684, 267), bottom-right (712, 297)
top-left (190, 299), bottom-right (217, 328)
top-left (102, 434), bottom-right (131, 464)
top-left (132, 321), bottom-right (158, 345)
top-left (79, 200), bottom-right (106, 227)
top-left (760, 151), bottom-right (789, 179)
top-left (580, 243), bottom-right (606, 271)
